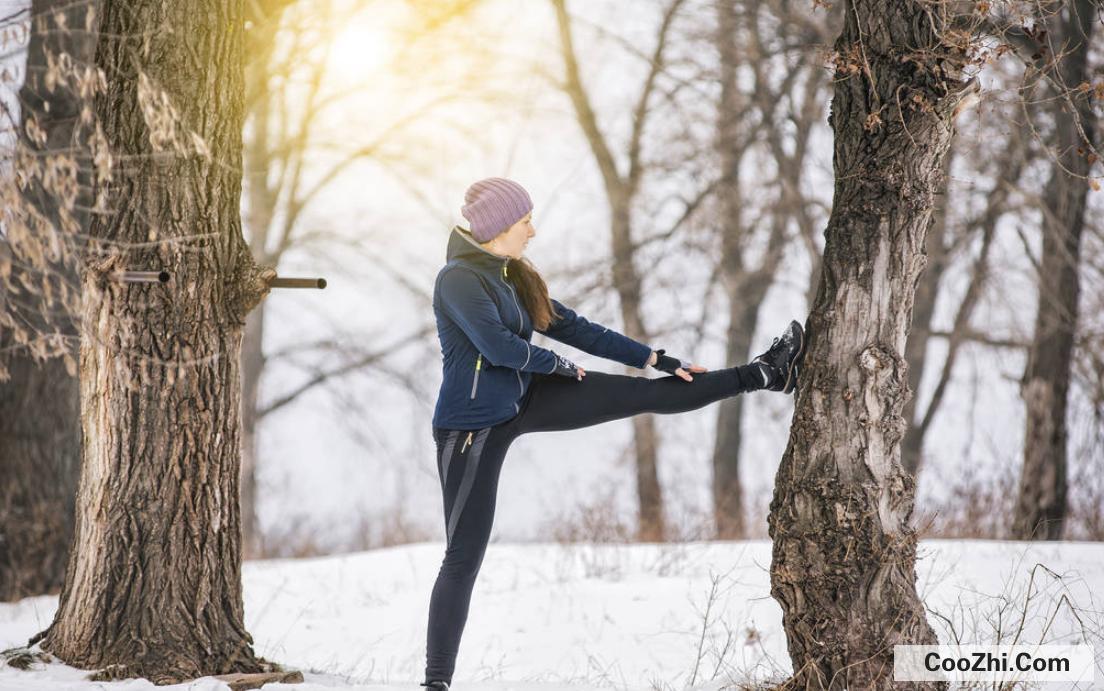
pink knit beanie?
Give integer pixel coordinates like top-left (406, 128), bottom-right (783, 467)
top-left (461, 177), bottom-right (533, 242)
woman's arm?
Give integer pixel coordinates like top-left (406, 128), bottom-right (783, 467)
top-left (438, 267), bottom-right (577, 375)
top-left (537, 299), bottom-right (654, 368)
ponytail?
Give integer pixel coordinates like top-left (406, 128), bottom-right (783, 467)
top-left (507, 257), bottom-right (558, 331)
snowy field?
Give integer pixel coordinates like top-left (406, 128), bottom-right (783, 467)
top-left (1, 540), bottom-right (1102, 690)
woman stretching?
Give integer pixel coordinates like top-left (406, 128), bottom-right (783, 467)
top-left (423, 178), bottom-right (805, 690)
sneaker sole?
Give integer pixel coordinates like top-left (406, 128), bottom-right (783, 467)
top-left (781, 322), bottom-right (805, 394)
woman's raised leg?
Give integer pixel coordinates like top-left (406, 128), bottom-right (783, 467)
top-left (514, 364), bottom-right (766, 435)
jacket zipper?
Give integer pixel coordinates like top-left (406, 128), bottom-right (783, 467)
top-left (470, 354), bottom-right (482, 399)
top-left (460, 431), bottom-right (473, 454)
top-left (503, 261), bottom-right (525, 412)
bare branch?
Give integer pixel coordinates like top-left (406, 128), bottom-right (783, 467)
top-left (258, 324), bottom-right (435, 419)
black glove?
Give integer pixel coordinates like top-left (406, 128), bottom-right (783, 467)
top-left (551, 352), bottom-right (582, 379)
top-left (651, 349), bottom-right (691, 375)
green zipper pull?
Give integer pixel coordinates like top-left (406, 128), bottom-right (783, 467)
top-left (502, 263), bottom-right (508, 279)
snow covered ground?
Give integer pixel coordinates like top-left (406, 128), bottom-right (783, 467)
top-left (1, 540), bottom-right (1101, 690)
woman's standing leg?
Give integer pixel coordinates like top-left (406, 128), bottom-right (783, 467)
top-left (515, 365), bottom-right (768, 434)
top-left (425, 424), bottom-right (517, 685)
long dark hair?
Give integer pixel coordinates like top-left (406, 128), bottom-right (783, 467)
top-left (507, 257), bottom-right (558, 331)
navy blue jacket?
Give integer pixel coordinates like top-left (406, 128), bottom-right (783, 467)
top-left (432, 227), bottom-right (653, 430)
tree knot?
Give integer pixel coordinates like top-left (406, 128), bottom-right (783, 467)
top-left (231, 264), bottom-right (277, 323)
top-left (858, 343), bottom-right (899, 373)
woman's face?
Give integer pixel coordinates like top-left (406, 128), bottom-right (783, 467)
top-left (484, 212), bottom-right (536, 259)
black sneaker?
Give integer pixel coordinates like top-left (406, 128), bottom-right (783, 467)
top-left (751, 320), bottom-right (805, 393)
top-left (421, 682), bottom-right (450, 691)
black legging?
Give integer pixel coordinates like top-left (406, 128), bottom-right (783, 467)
top-left (425, 364), bottom-right (763, 684)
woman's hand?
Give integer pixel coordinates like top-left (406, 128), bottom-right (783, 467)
top-left (675, 363), bottom-right (707, 382)
top-left (552, 352), bottom-right (586, 381)
top-left (651, 349), bottom-right (708, 382)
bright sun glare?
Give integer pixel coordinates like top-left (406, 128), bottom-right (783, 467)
top-left (329, 19), bottom-right (392, 82)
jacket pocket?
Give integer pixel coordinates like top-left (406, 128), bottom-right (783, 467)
top-left (470, 354), bottom-right (483, 399)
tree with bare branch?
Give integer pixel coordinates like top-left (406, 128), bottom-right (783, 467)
top-left (767, 0), bottom-right (977, 686)
top-left (33, 0), bottom-right (271, 681)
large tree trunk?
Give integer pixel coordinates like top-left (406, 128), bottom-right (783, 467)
top-left (40, 0), bottom-right (271, 682)
top-left (0, 0), bottom-right (95, 602)
top-left (1012, 0), bottom-right (1095, 541)
top-left (768, 0), bottom-right (971, 686)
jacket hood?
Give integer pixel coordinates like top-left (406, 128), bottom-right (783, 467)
top-left (446, 226), bottom-right (508, 270)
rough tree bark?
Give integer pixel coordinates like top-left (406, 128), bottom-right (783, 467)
top-left (0, 0), bottom-right (95, 602)
top-left (40, 0), bottom-right (272, 682)
top-left (767, 0), bottom-right (972, 687)
top-left (1012, 0), bottom-right (1096, 541)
